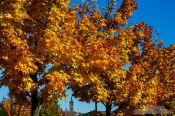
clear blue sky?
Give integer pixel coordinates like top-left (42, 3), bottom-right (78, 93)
top-left (1, 0), bottom-right (175, 113)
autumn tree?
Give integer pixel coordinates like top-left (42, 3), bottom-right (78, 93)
top-left (68, 0), bottom-right (142, 115)
top-left (67, 0), bottom-right (175, 116)
top-left (0, 0), bottom-right (82, 115)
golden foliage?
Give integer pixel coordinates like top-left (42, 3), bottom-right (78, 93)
top-left (2, 99), bottom-right (31, 116)
top-left (0, 0), bottom-right (175, 115)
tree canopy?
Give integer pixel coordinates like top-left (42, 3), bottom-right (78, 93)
top-left (0, 0), bottom-right (175, 116)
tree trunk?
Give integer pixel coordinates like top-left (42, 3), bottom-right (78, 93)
top-left (95, 101), bottom-right (97, 114)
top-left (106, 103), bottom-right (112, 116)
top-left (31, 89), bottom-right (38, 115)
top-left (30, 73), bottom-right (38, 116)
top-left (33, 104), bottom-right (42, 116)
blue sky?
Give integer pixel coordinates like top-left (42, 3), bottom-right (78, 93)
top-left (132, 0), bottom-right (175, 46)
top-left (1, 0), bottom-right (175, 113)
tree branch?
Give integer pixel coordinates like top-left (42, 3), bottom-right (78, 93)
top-left (114, 101), bottom-right (128, 114)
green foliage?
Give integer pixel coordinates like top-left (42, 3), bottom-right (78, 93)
top-left (0, 110), bottom-right (7, 116)
top-left (0, 102), bottom-right (7, 116)
top-left (39, 97), bottom-right (62, 116)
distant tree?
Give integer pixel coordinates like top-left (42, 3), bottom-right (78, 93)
top-left (0, 98), bottom-right (31, 116)
top-left (39, 95), bottom-right (62, 116)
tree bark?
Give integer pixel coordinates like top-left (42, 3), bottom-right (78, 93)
top-left (106, 103), bottom-right (112, 116)
top-left (30, 73), bottom-right (38, 116)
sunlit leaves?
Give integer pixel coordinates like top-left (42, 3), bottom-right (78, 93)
top-left (113, 0), bottom-right (137, 25)
top-left (68, 0), bottom-right (175, 115)
top-left (42, 70), bottom-right (69, 100)
top-left (0, 0), bottom-right (175, 115)
top-left (0, 0), bottom-right (72, 106)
